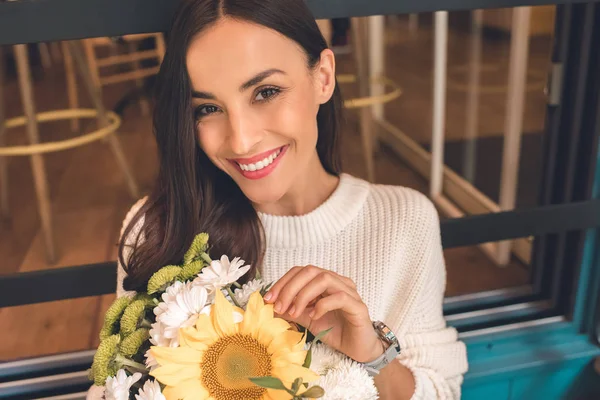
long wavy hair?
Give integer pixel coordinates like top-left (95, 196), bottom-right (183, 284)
top-left (120, 0), bottom-right (344, 292)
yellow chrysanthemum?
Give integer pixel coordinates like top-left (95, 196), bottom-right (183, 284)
top-left (150, 290), bottom-right (318, 400)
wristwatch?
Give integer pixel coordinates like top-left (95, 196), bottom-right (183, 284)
top-left (363, 321), bottom-right (401, 377)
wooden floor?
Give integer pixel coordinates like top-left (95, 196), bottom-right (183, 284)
top-left (0, 19), bottom-right (546, 361)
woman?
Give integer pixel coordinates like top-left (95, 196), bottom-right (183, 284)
top-left (95, 0), bottom-right (468, 398)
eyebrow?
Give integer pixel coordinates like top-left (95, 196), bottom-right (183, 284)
top-left (191, 68), bottom-right (285, 99)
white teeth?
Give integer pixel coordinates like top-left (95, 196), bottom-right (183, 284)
top-left (237, 147), bottom-right (283, 172)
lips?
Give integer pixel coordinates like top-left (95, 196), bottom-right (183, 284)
top-left (228, 145), bottom-right (288, 180)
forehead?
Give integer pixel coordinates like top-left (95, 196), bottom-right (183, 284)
top-left (186, 18), bottom-right (307, 88)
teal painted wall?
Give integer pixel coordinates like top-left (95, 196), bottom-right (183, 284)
top-left (463, 357), bottom-right (599, 400)
top-left (460, 140), bottom-right (600, 400)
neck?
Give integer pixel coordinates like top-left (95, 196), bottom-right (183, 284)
top-left (253, 153), bottom-right (339, 216)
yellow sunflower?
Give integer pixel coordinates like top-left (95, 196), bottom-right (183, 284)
top-left (150, 289), bottom-right (318, 400)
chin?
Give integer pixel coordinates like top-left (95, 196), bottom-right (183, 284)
top-left (238, 181), bottom-right (288, 208)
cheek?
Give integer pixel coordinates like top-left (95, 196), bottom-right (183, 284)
top-left (197, 122), bottom-right (226, 162)
top-left (269, 90), bottom-right (319, 143)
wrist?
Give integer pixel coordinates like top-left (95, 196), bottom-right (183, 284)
top-left (361, 321), bottom-right (402, 377)
top-left (362, 330), bottom-right (386, 363)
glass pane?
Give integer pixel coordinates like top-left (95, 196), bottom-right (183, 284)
top-left (330, 7), bottom-right (557, 299)
top-left (0, 6), bottom-right (564, 360)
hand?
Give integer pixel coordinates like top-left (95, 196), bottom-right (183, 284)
top-left (263, 265), bottom-right (384, 363)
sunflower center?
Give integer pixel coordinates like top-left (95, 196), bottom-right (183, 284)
top-left (201, 333), bottom-right (273, 400)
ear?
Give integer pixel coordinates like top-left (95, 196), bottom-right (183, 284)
top-left (314, 49), bottom-right (336, 105)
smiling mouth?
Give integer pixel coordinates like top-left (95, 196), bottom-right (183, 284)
top-left (234, 146), bottom-right (284, 172)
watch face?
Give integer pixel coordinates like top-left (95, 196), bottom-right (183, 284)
top-left (374, 321), bottom-right (399, 348)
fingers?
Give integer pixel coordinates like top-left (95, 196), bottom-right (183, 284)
top-left (263, 266), bottom-right (305, 304)
top-left (265, 265), bottom-right (359, 316)
top-left (288, 273), bottom-right (359, 319)
top-left (311, 291), bottom-right (369, 321)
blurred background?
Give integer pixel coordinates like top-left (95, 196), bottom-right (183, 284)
top-left (0, 6), bottom-right (556, 361)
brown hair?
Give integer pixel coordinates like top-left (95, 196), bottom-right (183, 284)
top-left (120, 0), bottom-right (344, 292)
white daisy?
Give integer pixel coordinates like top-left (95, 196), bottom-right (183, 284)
top-left (193, 255), bottom-right (251, 293)
top-left (154, 282), bottom-right (209, 346)
top-left (308, 342), bottom-right (347, 375)
top-left (232, 278), bottom-right (266, 309)
top-left (104, 369), bottom-right (142, 400)
top-left (148, 281), bottom-right (243, 353)
top-left (134, 378), bottom-right (166, 400)
top-left (308, 343), bottom-right (378, 400)
top-left (153, 281), bottom-right (185, 320)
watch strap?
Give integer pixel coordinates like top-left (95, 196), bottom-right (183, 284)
top-left (363, 321), bottom-right (401, 377)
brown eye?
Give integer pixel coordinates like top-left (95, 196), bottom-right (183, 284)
top-left (195, 104), bottom-right (220, 119)
top-left (255, 87), bottom-right (280, 102)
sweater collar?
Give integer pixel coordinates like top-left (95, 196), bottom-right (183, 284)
top-left (258, 173), bottom-right (370, 248)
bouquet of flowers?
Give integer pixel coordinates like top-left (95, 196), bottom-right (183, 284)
top-left (90, 233), bottom-right (378, 400)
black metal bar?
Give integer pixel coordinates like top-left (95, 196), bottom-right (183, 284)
top-left (550, 3), bottom-right (595, 311)
top-left (0, 0), bottom-right (596, 45)
top-left (1, 199), bottom-right (599, 308)
top-left (0, 262), bottom-right (117, 308)
top-left (0, 370), bottom-right (89, 399)
top-left (532, 3), bottom-right (572, 294)
top-left (0, 350), bottom-right (94, 380)
top-left (440, 199), bottom-right (600, 248)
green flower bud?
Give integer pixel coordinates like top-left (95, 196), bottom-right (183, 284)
top-left (147, 265), bottom-right (182, 295)
top-left (91, 334), bottom-right (121, 386)
top-left (119, 328), bottom-right (150, 358)
top-left (183, 233), bottom-right (210, 265)
top-left (120, 300), bottom-right (149, 336)
top-left (178, 260), bottom-right (205, 282)
top-left (99, 297), bottom-right (131, 341)
top-left (133, 292), bottom-right (154, 303)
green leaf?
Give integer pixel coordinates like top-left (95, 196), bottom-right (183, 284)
top-left (298, 386), bottom-right (325, 398)
top-left (291, 378), bottom-right (303, 394)
top-left (313, 327), bottom-right (333, 344)
top-left (302, 347), bottom-right (312, 369)
top-left (248, 376), bottom-right (288, 391)
top-left (259, 282), bottom-right (274, 296)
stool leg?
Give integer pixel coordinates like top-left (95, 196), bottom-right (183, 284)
top-left (62, 42), bottom-right (80, 132)
top-left (50, 42), bottom-right (62, 64)
top-left (351, 18), bottom-right (375, 182)
top-left (155, 34), bottom-right (166, 64)
top-left (38, 43), bottom-right (53, 69)
top-left (128, 41), bottom-right (150, 116)
top-left (0, 46), bottom-right (9, 220)
top-left (67, 41), bottom-right (140, 199)
top-left (14, 44), bottom-right (56, 263)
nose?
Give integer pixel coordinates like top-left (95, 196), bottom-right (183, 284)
top-left (227, 109), bottom-right (263, 156)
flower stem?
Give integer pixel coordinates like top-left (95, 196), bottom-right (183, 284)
top-left (233, 282), bottom-right (242, 289)
top-left (141, 319), bottom-right (153, 329)
top-left (226, 286), bottom-right (242, 308)
top-left (116, 354), bottom-right (149, 373)
top-left (201, 253), bottom-right (212, 265)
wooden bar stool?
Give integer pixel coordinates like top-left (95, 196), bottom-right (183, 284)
top-left (64, 33), bottom-right (165, 131)
top-left (0, 41), bottom-right (140, 264)
top-left (318, 18), bottom-right (402, 182)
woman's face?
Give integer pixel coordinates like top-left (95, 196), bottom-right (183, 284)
top-left (186, 18), bottom-right (336, 205)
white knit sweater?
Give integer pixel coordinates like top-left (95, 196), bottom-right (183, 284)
top-left (91, 173), bottom-right (468, 399)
